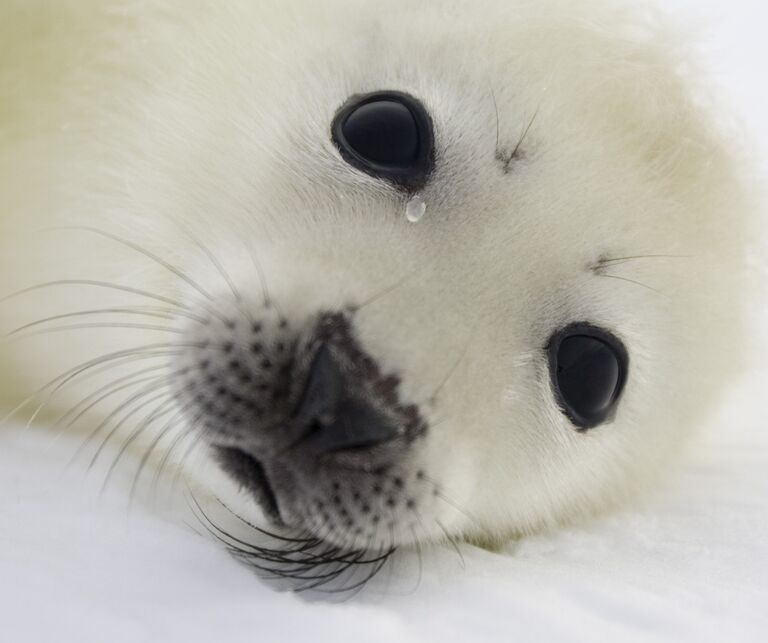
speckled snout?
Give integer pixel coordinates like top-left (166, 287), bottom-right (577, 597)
top-left (170, 301), bottom-right (432, 541)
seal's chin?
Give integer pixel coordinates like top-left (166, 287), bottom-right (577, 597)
top-left (213, 446), bottom-right (283, 524)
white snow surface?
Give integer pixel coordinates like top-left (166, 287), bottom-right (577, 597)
top-left (1, 1), bottom-right (767, 641)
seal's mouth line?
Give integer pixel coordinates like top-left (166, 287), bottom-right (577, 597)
top-left (214, 446), bottom-right (282, 523)
top-left (242, 452), bottom-right (281, 519)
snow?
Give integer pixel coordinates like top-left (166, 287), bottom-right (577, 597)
top-left (1, 1), bottom-right (767, 641)
top-left (2, 379), bottom-right (767, 642)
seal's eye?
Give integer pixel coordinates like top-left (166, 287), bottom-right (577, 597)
top-left (331, 91), bottom-right (435, 192)
top-left (547, 323), bottom-right (628, 430)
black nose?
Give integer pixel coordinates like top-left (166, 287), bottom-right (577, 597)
top-left (331, 90), bottom-right (435, 192)
top-left (293, 344), bottom-right (400, 454)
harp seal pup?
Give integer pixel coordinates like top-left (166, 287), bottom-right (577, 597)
top-left (0, 0), bottom-right (754, 563)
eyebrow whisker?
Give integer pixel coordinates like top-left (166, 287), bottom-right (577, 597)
top-left (596, 273), bottom-right (662, 294)
top-left (597, 253), bottom-right (691, 267)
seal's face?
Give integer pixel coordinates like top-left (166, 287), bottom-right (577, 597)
top-left (0, 0), bottom-right (748, 563)
top-left (151, 1), bottom-right (746, 553)
top-left (169, 79), bottom-right (647, 550)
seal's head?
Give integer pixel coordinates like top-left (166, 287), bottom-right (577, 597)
top-left (0, 0), bottom-right (753, 571)
top-left (154, 0), bottom-right (751, 553)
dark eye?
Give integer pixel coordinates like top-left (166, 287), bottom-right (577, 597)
top-left (547, 323), bottom-right (628, 430)
top-left (331, 91), bottom-right (435, 192)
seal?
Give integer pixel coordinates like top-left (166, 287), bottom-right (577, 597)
top-left (0, 0), bottom-right (754, 588)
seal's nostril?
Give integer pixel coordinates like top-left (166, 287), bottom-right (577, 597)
top-left (293, 344), bottom-right (399, 454)
top-left (331, 90), bottom-right (435, 192)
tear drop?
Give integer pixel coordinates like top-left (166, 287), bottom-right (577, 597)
top-left (405, 195), bottom-right (426, 223)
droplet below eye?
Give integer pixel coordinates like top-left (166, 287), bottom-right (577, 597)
top-left (547, 323), bottom-right (629, 430)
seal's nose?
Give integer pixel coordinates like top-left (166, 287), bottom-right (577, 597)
top-left (331, 91), bottom-right (435, 192)
top-left (293, 344), bottom-right (400, 454)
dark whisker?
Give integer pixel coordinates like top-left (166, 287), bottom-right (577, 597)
top-left (314, 546), bottom-right (395, 595)
top-left (509, 106), bottom-right (539, 161)
top-left (597, 253), bottom-right (691, 266)
top-left (192, 496), bottom-right (337, 568)
top-left (214, 497), bottom-right (316, 545)
top-left (83, 384), bottom-right (173, 469)
top-left (185, 489), bottom-right (396, 593)
top-left (293, 550), bottom-right (370, 591)
top-left (495, 102), bottom-right (540, 174)
top-left (54, 364), bottom-right (171, 432)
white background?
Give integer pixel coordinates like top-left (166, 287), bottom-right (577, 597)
top-left (1, 2), bottom-right (766, 642)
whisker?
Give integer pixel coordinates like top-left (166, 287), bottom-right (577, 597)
top-left (89, 386), bottom-right (174, 466)
top-left (306, 530), bottom-right (391, 594)
top-left (435, 518), bottom-right (466, 570)
top-left (129, 408), bottom-right (190, 505)
top-left (351, 273), bottom-right (413, 314)
top-left (495, 102), bottom-right (540, 173)
top-left (56, 226), bottom-right (216, 304)
top-left (510, 106), bottom-right (539, 161)
top-left (53, 363), bottom-right (172, 431)
top-left (214, 497), bottom-right (316, 545)
top-left (186, 231), bottom-right (243, 305)
top-left (421, 473), bottom-right (479, 525)
top-left (148, 409), bottom-right (207, 498)
top-left (1, 343), bottom-right (187, 428)
top-left (168, 427), bottom-right (211, 495)
top-left (191, 496), bottom-right (333, 568)
top-left (490, 87), bottom-right (501, 158)
top-left (101, 397), bottom-right (178, 492)
top-left (598, 253), bottom-right (691, 266)
top-left (8, 306), bottom-right (206, 335)
top-left (186, 489), bottom-right (395, 593)
top-left (243, 241), bottom-right (272, 308)
top-left (409, 526), bottom-right (424, 594)
top-left (9, 322), bottom-right (186, 341)
top-left (80, 384), bottom-right (173, 469)
top-left (596, 273), bottom-right (662, 294)
top-left (429, 338), bottom-right (471, 405)
top-left (0, 280), bottom-right (195, 315)
top-left (315, 546), bottom-right (394, 595)
top-left (151, 432), bottom-right (191, 494)
top-left (153, 420), bottom-right (205, 495)
top-left (213, 530), bottom-right (327, 566)
top-left (294, 550), bottom-right (370, 591)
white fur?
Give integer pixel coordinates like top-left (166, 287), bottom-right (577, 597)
top-left (0, 0), bottom-right (755, 548)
